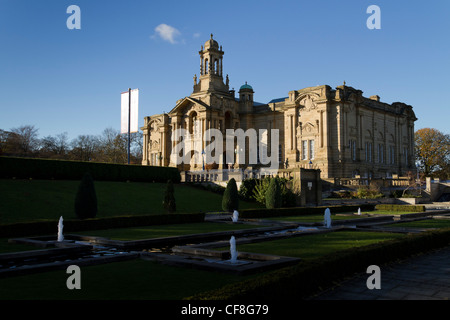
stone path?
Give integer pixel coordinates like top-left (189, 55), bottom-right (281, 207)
top-left (311, 245), bottom-right (450, 300)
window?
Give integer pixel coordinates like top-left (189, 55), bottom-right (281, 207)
top-left (389, 146), bottom-right (395, 164)
top-left (404, 147), bottom-right (408, 164)
top-left (278, 144), bottom-right (282, 164)
top-left (350, 140), bottom-right (357, 161)
top-left (301, 140), bottom-right (315, 160)
top-left (302, 140), bottom-right (307, 160)
top-left (309, 140), bottom-right (315, 160)
top-left (378, 144), bottom-right (385, 164)
top-left (366, 142), bottom-right (372, 162)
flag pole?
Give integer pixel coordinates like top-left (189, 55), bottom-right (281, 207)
top-left (128, 88), bottom-right (131, 165)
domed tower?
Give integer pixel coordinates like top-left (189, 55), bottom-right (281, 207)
top-left (194, 34), bottom-right (230, 94)
top-left (239, 81), bottom-right (254, 113)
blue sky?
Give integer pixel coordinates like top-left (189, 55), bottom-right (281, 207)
top-left (0, 0), bottom-right (449, 141)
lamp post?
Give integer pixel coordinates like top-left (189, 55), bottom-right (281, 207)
top-left (202, 149), bottom-right (205, 170)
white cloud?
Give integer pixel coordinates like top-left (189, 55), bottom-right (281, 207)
top-left (193, 32), bottom-right (201, 39)
top-left (153, 24), bottom-right (181, 44)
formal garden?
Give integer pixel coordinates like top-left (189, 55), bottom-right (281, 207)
top-left (1, 156), bottom-right (450, 300)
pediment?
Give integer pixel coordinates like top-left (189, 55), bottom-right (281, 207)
top-left (168, 97), bottom-right (211, 116)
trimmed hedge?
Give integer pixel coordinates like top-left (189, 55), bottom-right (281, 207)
top-left (375, 204), bottom-right (426, 212)
top-left (187, 227), bottom-right (450, 300)
top-left (238, 204), bottom-right (376, 219)
top-left (0, 213), bottom-right (205, 238)
top-left (0, 156), bottom-right (181, 183)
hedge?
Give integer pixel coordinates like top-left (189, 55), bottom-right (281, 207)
top-left (186, 227), bottom-right (450, 300)
top-left (375, 204), bottom-right (426, 212)
top-left (0, 213), bottom-right (205, 238)
top-left (0, 156), bottom-right (181, 183)
top-left (238, 204), bottom-right (376, 219)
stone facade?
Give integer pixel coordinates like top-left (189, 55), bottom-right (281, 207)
top-left (142, 35), bottom-right (417, 179)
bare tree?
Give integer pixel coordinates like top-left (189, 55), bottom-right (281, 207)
top-left (97, 127), bottom-right (127, 163)
top-left (69, 135), bottom-right (99, 161)
top-left (39, 132), bottom-right (69, 159)
top-left (9, 125), bottom-right (40, 156)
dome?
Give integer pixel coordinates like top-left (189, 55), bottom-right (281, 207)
top-left (204, 34), bottom-right (219, 49)
top-left (239, 82), bottom-right (253, 91)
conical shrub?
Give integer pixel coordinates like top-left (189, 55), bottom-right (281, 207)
top-left (265, 177), bottom-right (281, 209)
top-left (163, 180), bottom-right (176, 213)
top-left (222, 178), bottom-right (239, 212)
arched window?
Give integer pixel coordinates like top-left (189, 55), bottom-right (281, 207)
top-left (189, 111), bottom-right (198, 134)
top-left (204, 59), bottom-right (209, 74)
top-left (214, 60), bottom-right (219, 74)
top-left (224, 111), bottom-right (232, 130)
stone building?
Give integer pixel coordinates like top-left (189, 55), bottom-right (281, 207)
top-left (141, 35), bottom-right (417, 179)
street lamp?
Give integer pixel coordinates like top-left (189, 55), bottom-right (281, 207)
top-left (202, 149), bottom-right (205, 170)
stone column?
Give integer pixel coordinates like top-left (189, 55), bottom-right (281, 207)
top-left (142, 128), bottom-right (149, 165)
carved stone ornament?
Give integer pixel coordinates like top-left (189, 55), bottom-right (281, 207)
top-left (296, 94), bottom-right (318, 111)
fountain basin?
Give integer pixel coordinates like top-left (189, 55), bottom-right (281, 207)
top-left (143, 245), bottom-right (301, 275)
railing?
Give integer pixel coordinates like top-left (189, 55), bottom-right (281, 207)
top-left (182, 168), bottom-right (296, 183)
top-left (333, 177), bottom-right (413, 188)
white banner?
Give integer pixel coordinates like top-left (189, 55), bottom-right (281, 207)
top-left (121, 89), bottom-right (139, 134)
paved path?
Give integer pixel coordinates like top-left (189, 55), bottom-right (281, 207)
top-left (311, 245), bottom-right (450, 300)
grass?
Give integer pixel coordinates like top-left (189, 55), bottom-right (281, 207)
top-left (0, 179), bottom-right (262, 225)
top-left (264, 214), bottom-right (362, 223)
top-left (225, 230), bottom-right (406, 261)
top-left (384, 219), bottom-right (450, 229)
top-left (0, 230), bottom-right (405, 300)
top-left (262, 210), bottom-right (417, 224)
top-left (0, 259), bottom-right (256, 300)
top-left (0, 240), bottom-right (39, 253)
top-left (0, 177), bottom-right (443, 300)
top-left (73, 222), bottom-right (264, 241)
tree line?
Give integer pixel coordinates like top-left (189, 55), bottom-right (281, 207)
top-left (0, 125), bottom-right (143, 164)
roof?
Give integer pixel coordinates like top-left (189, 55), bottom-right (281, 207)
top-left (239, 82), bottom-right (253, 90)
top-left (268, 97), bottom-right (288, 104)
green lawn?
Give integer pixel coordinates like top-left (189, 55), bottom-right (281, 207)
top-left (0, 241), bottom-right (39, 253)
top-left (264, 214), bottom-right (363, 223)
top-left (0, 259), bottom-right (256, 300)
top-left (0, 179), bottom-right (261, 224)
top-left (226, 230), bottom-right (406, 261)
top-left (384, 219), bottom-right (450, 229)
top-left (263, 210), bottom-right (416, 224)
top-left (73, 222), bottom-right (264, 241)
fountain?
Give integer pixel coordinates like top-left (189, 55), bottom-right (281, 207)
top-left (357, 207), bottom-right (361, 216)
top-left (230, 236), bottom-right (238, 263)
top-left (232, 210), bottom-right (239, 223)
top-left (57, 216), bottom-right (64, 242)
top-left (324, 208), bottom-right (331, 228)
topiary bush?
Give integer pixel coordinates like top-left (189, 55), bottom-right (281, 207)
top-left (74, 172), bottom-right (98, 219)
top-left (265, 177), bottom-right (281, 209)
top-left (163, 180), bottom-right (176, 213)
top-left (222, 178), bottom-right (239, 212)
